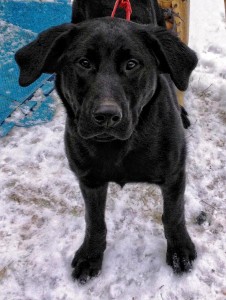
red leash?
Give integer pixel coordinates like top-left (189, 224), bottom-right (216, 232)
top-left (111, 0), bottom-right (132, 21)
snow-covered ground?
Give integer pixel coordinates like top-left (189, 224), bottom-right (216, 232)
top-left (0, 0), bottom-right (226, 299)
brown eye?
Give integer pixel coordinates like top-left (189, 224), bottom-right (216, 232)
top-left (79, 58), bottom-right (91, 69)
top-left (126, 59), bottom-right (139, 71)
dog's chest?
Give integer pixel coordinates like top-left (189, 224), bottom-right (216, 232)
top-left (89, 146), bottom-right (164, 185)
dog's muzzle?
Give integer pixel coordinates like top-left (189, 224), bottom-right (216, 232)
top-left (77, 100), bottom-right (133, 142)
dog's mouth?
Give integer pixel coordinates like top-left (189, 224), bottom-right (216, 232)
top-left (77, 118), bottom-right (134, 142)
top-left (93, 133), bottom-right (117, 142)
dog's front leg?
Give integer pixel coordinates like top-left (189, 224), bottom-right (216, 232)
top-left (161, 170), bottom-right (197, 273)
top-left (71, 182), bottom-right (108, 284)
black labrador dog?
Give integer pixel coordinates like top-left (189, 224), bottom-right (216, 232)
top-left (15, 0), bottom-right (198, 284)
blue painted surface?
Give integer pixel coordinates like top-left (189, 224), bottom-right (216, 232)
top-left (0, 0), bottom-right (71, 137)
top-left (0, 1), bottom-right (71, 33)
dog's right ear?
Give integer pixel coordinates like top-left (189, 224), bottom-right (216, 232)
top-left (15, 23), bottom-right (76, 87)
top-left (141, 26), bottom-right (198, 91)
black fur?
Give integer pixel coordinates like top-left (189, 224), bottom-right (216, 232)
top-left (15, 0), bottom-right (198, 284)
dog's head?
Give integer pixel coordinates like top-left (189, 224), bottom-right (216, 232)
top-left (15, 18), bottom-right (197, 142)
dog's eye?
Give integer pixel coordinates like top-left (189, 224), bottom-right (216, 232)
top-left (78, 58), bottom-right (92, 69)
top-left (126, 59), bottom-right (139, 71)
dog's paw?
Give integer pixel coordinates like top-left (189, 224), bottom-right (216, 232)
top-left (71, 250), bottom-right (103, 284)
top-left (166, 241), bottom-right (197, 274)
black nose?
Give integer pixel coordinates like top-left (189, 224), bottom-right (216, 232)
top-left (92, 104), bottom-right (122, 127)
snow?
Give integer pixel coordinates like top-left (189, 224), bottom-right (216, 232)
top-left (0, 0), bottom-right (226, 299)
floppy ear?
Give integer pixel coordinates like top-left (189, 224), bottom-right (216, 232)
top-left (146, 26), bottom-right (198, 91)
top-left (15, 23), bottom-right (76, 87)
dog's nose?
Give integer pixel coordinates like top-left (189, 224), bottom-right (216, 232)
top-left (93, 104), bottom-right (122, 127)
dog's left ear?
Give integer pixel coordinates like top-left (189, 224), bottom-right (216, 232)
top-left (144, 26), bottom-right (198, 91)
top-left (15, 23), bottom-right (76, 87)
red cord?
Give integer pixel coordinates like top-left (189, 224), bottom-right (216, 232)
top-left (111, 0), bottom-right (132, 21)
